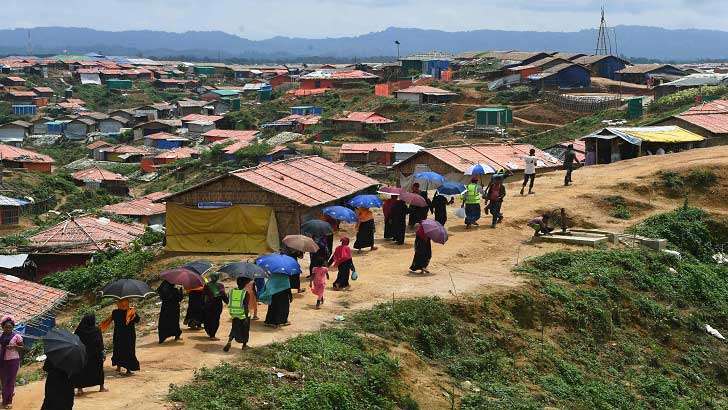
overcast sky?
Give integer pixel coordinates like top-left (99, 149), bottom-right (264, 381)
top-left (4, 0), bottom-right (727, 40)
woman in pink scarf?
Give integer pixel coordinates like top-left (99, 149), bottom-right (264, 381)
top-left (329, 237), bottom-right (356, 290)
top-left (0, 315), bottom-right (23, 409)
top-left (309, 266), bottom-right (329, 308)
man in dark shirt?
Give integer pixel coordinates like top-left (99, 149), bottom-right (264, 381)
top-left (564, 144), bottom-right (577, 186)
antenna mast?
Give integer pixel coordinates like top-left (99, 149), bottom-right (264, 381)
top-left (595, 7), bottom-right (612, 55)
top-left (26, 30), bottom-right (33, 55)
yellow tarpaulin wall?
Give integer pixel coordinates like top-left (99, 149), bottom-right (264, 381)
top-left (626, 128), bottom-right (705, 143)
top-left (166, 203), bottom-right (279, 254)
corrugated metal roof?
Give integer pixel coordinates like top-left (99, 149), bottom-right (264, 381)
top-left (230, 156), bottom-right (379, 207)
top-left (102, 194), bottom-right (167, 217)
top-left (71, 167), bottom-right (128, 182)
top-left (394, 85), bottom-right (457, 96)
top-left (144, 132), bottom-right (188, 141)
top-left (616, 64), bottom-right (683, 74)
top-left (661, 74), bottom-right (728, 87)
top-left (0, 195), bottom-right (28, 206)
top-left (0, 275), bottom-right (68, 326)
top-left (300, 70), bottom-right (378, 80)
top-left (180, 114), bottom-right (223, 122)
top-left (400, 144), bottom-right (561, 173)
top-left (154, 147), bottom-right (198, 160)
top-left (202, 129), bottom-right (259, 141)
top-left (87, 140), bottom-right (113, 150)
top-left (340, 143), bottom-right (395, 154)
top-left (26, 216), bottom-right (145, 254)
top-left (0, 145), bottom-right (54, 163)
top-left (333, 111), bottom-right (395, 124)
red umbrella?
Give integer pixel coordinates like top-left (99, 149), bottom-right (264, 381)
top-left (160, 268), bottom-right (205, 289)
top-left (283, 235), bottom-right (319, 253)
top-left (378, 186), bottom-right (403, 196)
top-left (400, 192), bottom-right (427, 207)
top-left (420, 219), bottom-right (448, 244)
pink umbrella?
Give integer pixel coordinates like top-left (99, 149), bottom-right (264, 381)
top-left (283, 235), bottom-right (320, 253)
top-left (378, 186), bottom-right (403, 196)
top-left (160, 268), bottom-right (205, 289)
top-left (420, 219), bottom-right (448, 244)
top-left (400, 192), bottom-right (428, 207)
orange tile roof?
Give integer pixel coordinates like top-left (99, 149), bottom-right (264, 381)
top-left (7, 90), bottom-right (37, 97)
top-left (0, 275), bottom-right (68, 326)
top-left (340, 143), bottom-right (394, 154)
top-left (31, 86), bottom-right (54, 93)
top-left (333, 111), bottom-right (395, 124)
top-left (202, 129), bottom-right (259, 141)
top-left (26, 216), bottom-right (145, 254)
top-left (102, 195), bottom-right (167, 217)
top-left (288, 88), bottom-right (328, 96)
top-left (180, 114), bottom-right (224, 122)
top-left (154, 147), bottom-right (198, 160)
top-left (402, 144), bottom-right (561, 173)
top-left (144, 132), bottom-right (188, 141)
top-left (71, 167), bottom-right (128, 182)
top-left (6, 77), bottom-right (25, 82)
top-left (277, 114), bottom-right (321, 125)
top-left (86, 140), bottom-right (113, 150)
top-left (395, 85), bottom-right (457, 95)
top-left (0, 145), bottom-right (54, 164)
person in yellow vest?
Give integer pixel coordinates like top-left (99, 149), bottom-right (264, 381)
top-left (223, 277), bottom-right (252, 352)
top-left (461, 177), bottom-right (483, 229)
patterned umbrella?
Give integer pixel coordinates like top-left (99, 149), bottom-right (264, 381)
top-left (322, 206), bottom-right (358, 223)
top-left (464, 164), bottom-right (497, 175)
top-left (413, 171), bottom-right (446, 190)
top-left (255, 254), bottom-right (302, 276)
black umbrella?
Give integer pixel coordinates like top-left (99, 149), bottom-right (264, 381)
top-left (101, 279), bottom-right (155, 300)
top-left (218, 262), bottom-right (269, 279)
top-left (301, 220), bottom-right (334, 236)
top-left (182, 260), bottom-right (213, 275)
top-left (44, 328), bottom-right (87, 376)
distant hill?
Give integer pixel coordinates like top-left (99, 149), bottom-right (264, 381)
top-left (2, 26), bottom-right (728, 62)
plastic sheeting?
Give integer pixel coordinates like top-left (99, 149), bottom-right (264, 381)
top-left (165, 203), bottom-right (279, 254)
top-left (581, 126), bottom-right (705, 145)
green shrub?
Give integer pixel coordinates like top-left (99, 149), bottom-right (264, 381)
top-left (610, 203), bottom-right (632, 219)
top-left (493, 86), bottom-right (533, 104)
top-left (686, 168), bottom-right (718, 187)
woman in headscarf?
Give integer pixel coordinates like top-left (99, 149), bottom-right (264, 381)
top-left (408, 183), bottom-right (430, 229)
top-left (281, 245), bottom-right (305, 293)
top-left (431, 192), bottom-right (448, 226)
top-left (0, 316), bottom-right (23, 409)
top-left (309, 265), bottom-right (329, 308)
top-left (202, 273), bottom-right (228, 340)
top-left (183, 286), bottom-right (204, 330)
top-left (409, 223), bottom-right (432, 274)
top-left (382, 195), bottom-right (396, 240)
top-left (308, 235), bottom-right (330, 277)
top-left (330, 237), bottom-right (356, 290)
top-left (322, 214), bottom-right (339, 257)
top-left (353, 207), bottom-right (377, 252)
top-left (40, 359), bottom-right (74, 410)
top-left (72, 313), bottom-right (107, 396)
top-left (389, 195), bottom-right (408, 245)
top-left (157, 280), bottom-right (183, 344)
top-left (259, 273), bottom-right (292, 327)
top-left (100, 300), bottom-right (140, 375)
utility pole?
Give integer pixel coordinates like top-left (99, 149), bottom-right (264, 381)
top-left (595, 6), bottom-right (612, 55)
top-left (395, 40), bottom-right (400, 60)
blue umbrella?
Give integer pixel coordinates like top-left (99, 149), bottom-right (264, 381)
top-left (413, 171), bottom-right (446, 191)
top-left (464, 164), bottom-right (497, 175)
top-left (255, 254), bottom-right (302, 276)
top-left (323, 206), bottom-right (358, 223)
top-left (437, 182), bottom-right (466, 196)
top-left (347, 194), bottom-right (383, 209)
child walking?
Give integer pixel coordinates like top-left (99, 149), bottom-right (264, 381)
top-left (310, 266), bottom-right (329, 309)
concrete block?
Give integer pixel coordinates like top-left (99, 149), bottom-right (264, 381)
top-left (536, 234), bottom-right (608, 248)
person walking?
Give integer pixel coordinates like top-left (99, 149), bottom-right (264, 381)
top-left (330, 237), bottom-right (356, 290)
top-left (564, 144), bottom-right (577, 186)
top-left (0, 316), bottom-right (23, 409)
top-left (309, 265), bottom-right (329, 308)
top-left (72, 314), bottom-right (107, 396)
top-left (382, 195), bottom-right (396, 240)
top-left (407, 183), bottom-right (430, 229)
top-left (260, 273), bottom-right (293, 327)
top-left (308, 235), bottom-right (330, 278)
top-left (409, 223), bottom-right (432, 274)
top-left (40, 360), bottom-right (74, 410)
top-left (183, 287), bottom-right (204, 330)
top-left (462, 177), bottom-right (483, 229)
top-left (353, 207), bottom-right (377, 252)
top-left (202, 273), bottom-right (228, 340)
top-left (100, 300), bottom-right (140, 375)
top-left (521, 148), bottom-right (538, 195)
top-left (157, 280), bottom-right (183, 344)
top-left (431, 192), bottom-right (448, 226)
top-left (223, 277), bottom-right (252, 352)
top-left (389, 196), bottom-right (408, 245)
top-left (484, 175), bottom-right (506, 228)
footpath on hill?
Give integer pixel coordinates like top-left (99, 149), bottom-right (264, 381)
top-left (13, 146), bottom-right (728, 410)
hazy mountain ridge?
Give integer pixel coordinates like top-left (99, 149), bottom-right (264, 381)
top-left (2, 26), bottom-right (728, 61)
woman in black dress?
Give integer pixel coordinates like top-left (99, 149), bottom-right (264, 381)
top-left (72, 314), bottom-right (107, 396)
top-left (354, 207), bottom-right (377, 252)
top-left (260, 273), bottom-right (292, 327)
top-left (41, 360), bottom-right (74, 410)
top-left (409, 224), bottom-right (432, 274)
top-left (184, 288), bottom-right (204, 330)
top-left (281, 246), bottom-right (305, 293)
top-left (157, 280), bottom-right (183, 344)
top-left (330, 237), bottom-right (356, 290)
top-left (431, 193), bottom-right (448, 226)
top-left (308, 235), bottom-right (330, 277)
top-left (202, 273), bottom-right (228, 339)
top-left (102, 300), bottom-right (140, 375)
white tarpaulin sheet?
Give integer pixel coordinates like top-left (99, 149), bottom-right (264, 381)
top-left (80, 73), bottom-right (101, 85)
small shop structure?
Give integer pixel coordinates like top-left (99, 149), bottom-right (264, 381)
top-left (579, 126), bottom-right (706, 164)
top-left (0, 195), bottom-right (29, 226)
top-left (651, 99), bottom-right (728, 146)
top-left (394, 85), bottom-right (457, 104)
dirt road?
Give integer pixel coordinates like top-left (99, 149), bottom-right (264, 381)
top-left (13, 146), bottom-right (728, 409)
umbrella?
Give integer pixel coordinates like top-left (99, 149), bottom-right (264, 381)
top-left (283, 235), bottom-right (319, 253)
top-left (377, 186), bottom-right (403, 196)
top-left (218, 262), bottom-right (269, 279)
top-left (43, 328), bottom-right (87, 376)
top-left (182, 260), bottom-right (213, 275)
top-left (437, 182), bottom-right (467, 196)
top-left (400, 192), bottom-right (428, 207)
top-left (347, 194), bottom-right (383, 209)
top-left (413, 171), bottom-right (446, 190)
top-left (301, 220), bottom-right (334, 236)
top-left (464, 164), bottom-right (497, 175)
top-left (420, 219), bottom-right (448, 244)
top-left (322, 206), bottom-right (358, 223)
top-left (255, 254), bottom-right (302, 276)
top-left (160, 268), bottom-right (204, 289)
top-left (101, 279), bottom-right (155, 300)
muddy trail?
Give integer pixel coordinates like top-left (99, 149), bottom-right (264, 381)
top-left (13, 146), bottom-right (728, 409)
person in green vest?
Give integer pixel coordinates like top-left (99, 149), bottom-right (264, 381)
top-left (461, 177), bottom-right (484, 229)
top-left (223, 277), bottom-right (252, 352)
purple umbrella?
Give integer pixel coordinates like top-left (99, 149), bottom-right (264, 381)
top-left (160, 268), bottom-right (205, 289)
top-left (420, 219), bottom-right (448, 244)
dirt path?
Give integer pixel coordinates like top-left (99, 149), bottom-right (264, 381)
top-left (512, 116), bottom-right (561, 128)
top-left (13, 146), bottom-right (728, 409)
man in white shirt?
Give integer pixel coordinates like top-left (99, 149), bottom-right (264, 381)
top-left (521, 148), bottom-right (538, 195)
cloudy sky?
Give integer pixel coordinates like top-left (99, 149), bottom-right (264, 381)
top-left (3, 0), bottom-right (726, 39)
